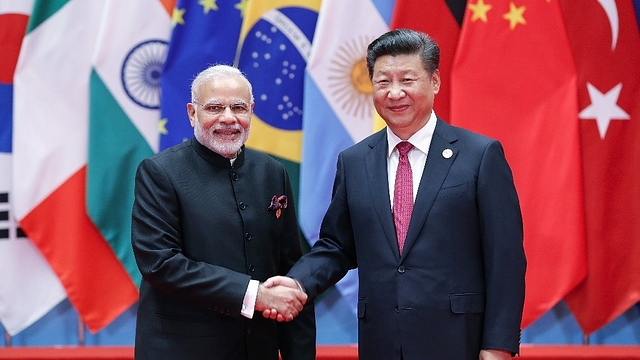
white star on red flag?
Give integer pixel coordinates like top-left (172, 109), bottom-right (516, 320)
top-left (578, 82), bottom-right (630, 139)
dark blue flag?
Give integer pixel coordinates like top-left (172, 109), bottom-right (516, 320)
top-left (159, 0), bottom-right (244, 150)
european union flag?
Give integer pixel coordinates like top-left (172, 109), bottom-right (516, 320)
top-left (159, 0), bottom-right (244, 150)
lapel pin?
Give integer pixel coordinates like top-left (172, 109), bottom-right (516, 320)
top-left (442, 148), bottom-right (453, 159)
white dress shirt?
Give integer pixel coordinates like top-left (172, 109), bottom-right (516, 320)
top-left (386, 110), bottom-right (437, 208)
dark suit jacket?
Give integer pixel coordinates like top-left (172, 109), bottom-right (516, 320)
top-left (132, 138), bottom-right (315, 360)
top-left (288, 119), bottom-right (526, 360)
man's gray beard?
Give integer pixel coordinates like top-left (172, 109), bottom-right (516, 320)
top-left (194, 122), bottom-right (249, 158)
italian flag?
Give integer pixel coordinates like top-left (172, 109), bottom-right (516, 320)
top-left (13, 0), bottom-right (173, 332)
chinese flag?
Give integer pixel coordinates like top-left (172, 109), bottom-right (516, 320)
top-left (390, 0), bottom-right (466, 122)
top-left (450, 0), bottom-right (587, 328)
top-left (561, 0), bottom-right (640, 335)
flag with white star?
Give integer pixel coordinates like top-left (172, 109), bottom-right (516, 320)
top-left (562, 0), bottom-right (640, 335)
top-left (450, 0), bottom-right (587, 329)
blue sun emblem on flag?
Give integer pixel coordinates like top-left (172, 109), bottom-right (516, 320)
top-left (237, 7), bottom-right (317, 131)
top-left (121, 39), bottom-right (168, 109)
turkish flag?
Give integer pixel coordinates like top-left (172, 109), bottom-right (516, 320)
top-left (390, 0), bottom-right (466, 122)
top-left (561, 0), bottom-right (640, 335)
top-left (450, 0), bottom-right (587, 328)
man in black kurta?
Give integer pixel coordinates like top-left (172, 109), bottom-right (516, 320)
top-left (132, 65), bottom-right (315, 360)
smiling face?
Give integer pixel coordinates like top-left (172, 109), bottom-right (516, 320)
top-left (372, 53), bottom-right (440, 140)
top-left (187, 75), bottom-right (254, 158)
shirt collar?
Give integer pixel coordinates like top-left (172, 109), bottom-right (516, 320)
top-left (387, 110), bottom-right (437, 158)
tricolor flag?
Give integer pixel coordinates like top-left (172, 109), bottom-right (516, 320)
top-left (0, 0), bottom-right (66, 336)
top-left (87, 0), bottom-right (174, 295)
top-left (298, 0), bottom-right (395, 314)
top-left (13, 0), bottom-right (137, 333)
top-left (450, 0), bottom-right (586, 328)
top-left (390, 0), bottom-right (466, 122)
top-left (159, 0), bottom-right (243, 151)
top-left (236, 0), bottom-right (321, 198)
top-left (562, 0), bottom-right (640, 335)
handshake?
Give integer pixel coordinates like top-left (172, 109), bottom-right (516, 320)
top-left (254, 276), bottom-right (306, 322)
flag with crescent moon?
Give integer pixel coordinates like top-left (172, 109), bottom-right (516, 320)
top-left (562, 0), bottom-right (640, 335)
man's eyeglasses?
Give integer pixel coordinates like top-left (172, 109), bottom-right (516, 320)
top-left (193, 101), bottom-right (251, 117)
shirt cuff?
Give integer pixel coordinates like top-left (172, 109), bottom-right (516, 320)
top-left (241, 279), bottom-right (259, 319)
top-left (293, 278), bottom-right (306, 293)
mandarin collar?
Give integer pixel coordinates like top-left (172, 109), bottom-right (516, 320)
top-left (190, 137), bottom-right (245, 169)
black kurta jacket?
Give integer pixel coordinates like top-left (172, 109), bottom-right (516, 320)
top-left (132, 138), bottom-right (315, 360)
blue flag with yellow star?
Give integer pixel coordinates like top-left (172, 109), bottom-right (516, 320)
top-left (159, 0), bottom-right (244, 150)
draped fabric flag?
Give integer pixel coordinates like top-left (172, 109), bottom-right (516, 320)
top-left (87, 0), bottom-right (174, 295)
top-left (450, 0), bottom-right (586, 328)
top-left (236, 0), bottom-right (321, 198)
top-left (13, 0), bottom-right (137, 333)
top-left (0, 0), bottom-right (66, 336)
top-left (298, 0), bottom-right (394, 314)
top-left (562, 0), bottom-right (640, 335)
top-left (159, 0), bottom-right (243, 151)
top-left (390, 0), bottom-right (466, 122)
top-left (635, 0), bottom-right (640, 29)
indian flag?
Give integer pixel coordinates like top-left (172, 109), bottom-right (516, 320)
top-left (88, 0), bottom-right (173, 296)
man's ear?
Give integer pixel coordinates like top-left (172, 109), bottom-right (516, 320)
top-left (432, 69), bottom-right (441, 94)
top-left (187, 102), bottom-right (196, 127)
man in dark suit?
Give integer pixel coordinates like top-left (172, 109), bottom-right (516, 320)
top-left (131, 64), bottom-right (315, 360)
top-left (265, 29), bottom-right (526, 359)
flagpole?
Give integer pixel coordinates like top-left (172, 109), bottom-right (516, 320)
top-left (78, 317), bottom-right (85, 346)
top-left (4, 330), bottom-right (10, 347)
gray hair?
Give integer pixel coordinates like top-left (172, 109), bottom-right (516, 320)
top-left (190, 64), bottom-right (254, 103)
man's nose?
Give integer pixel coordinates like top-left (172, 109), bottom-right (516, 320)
top-left (388, 82), bottom-right (406, 99)
top-left (218, 107), bottom-right (237, 122)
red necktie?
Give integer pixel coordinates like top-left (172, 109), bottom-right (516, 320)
top-left (393, 142), bottom-right (414, 255)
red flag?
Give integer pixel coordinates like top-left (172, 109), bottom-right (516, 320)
top-left (561, 0), bottom-right (640, 335)
top-left (450, 0), bottom-right (587, 328)
top-left (390, 0), bottom-right (465, 122)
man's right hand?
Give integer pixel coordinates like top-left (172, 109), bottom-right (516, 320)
top-left (254, 281), bottom-right (306, 322)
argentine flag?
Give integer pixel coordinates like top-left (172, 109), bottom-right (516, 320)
top-left (299, 0), bottom-right (395, 315)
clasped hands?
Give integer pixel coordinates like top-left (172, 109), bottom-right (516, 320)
top-left (254, 276), bottom-right (304, 322)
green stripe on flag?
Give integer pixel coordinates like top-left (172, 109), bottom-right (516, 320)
top-left (87, 69), bottom-right (153, 287)
top-left (27, 0), bottom-right (70, 34)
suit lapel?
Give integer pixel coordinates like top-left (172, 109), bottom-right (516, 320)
top-left (364, 131), bottom-right (402, 259)
top-left (402, 120), bottom-right (459, 258)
